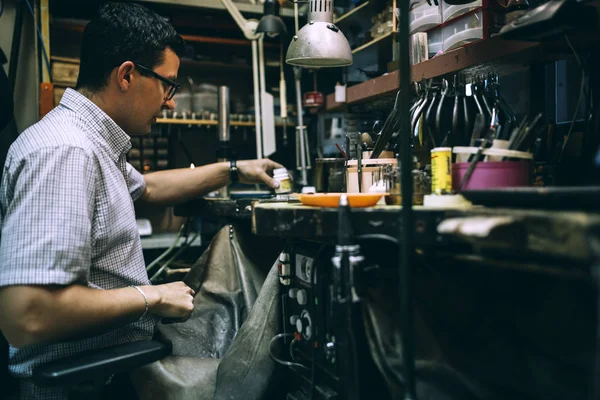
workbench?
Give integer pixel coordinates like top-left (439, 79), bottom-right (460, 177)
top-left (177, 197), bottom-right (599, 280)
top-left (175, 197), bottom-right (599, 399)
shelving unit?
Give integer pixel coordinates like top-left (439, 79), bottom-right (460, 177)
top-left (156, 118), bottom-right (292, 127)
top-left (325, 37), bottom-right (549, 111)
top-left (137, 0), bottom-right (296, 17)
top-left (351, 31), bottom-right (394, 55)
top-left (334, 1), bottom-right (370, 24)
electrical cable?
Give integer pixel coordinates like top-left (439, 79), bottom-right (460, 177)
top-left (268, 333), bottom-right (310, 371)
top-left (24, 0), bottom-right (52, 82)
top-left (150, 231), bottom-right (198, 282)
top-left (145, 223), bottom-right (186, 273)
top-left (289, 337), bottom-right (298, 361)
top-left (0, 0), bottom-right (4, 18)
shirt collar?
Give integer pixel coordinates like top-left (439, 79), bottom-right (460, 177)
top-left (59, 88), bottom-right (132, 162)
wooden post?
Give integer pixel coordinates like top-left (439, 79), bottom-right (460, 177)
top-left (39, 0), bottom-right (53, 117)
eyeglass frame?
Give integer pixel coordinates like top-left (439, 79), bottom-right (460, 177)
top-left (135, 63), bottom-right (180, 101)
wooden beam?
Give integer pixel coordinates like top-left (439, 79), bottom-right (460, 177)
top-left (40, 0), bottom-right (51, 83)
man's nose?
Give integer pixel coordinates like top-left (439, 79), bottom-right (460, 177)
top-left (162, 97), bottom-right (175, 111)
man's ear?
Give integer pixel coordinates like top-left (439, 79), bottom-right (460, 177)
top-left (116, 61), bottom-right (135, 92)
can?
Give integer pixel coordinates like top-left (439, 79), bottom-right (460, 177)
top-left (431, 147), bottom-right (452, 194)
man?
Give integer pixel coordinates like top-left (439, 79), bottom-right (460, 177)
top-left (0, 3), bottom-right (283, 398)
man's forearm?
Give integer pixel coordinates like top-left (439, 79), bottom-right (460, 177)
top-left (0, 284), bottom-right (153, 348)
top-left (141, 162), bottom-right (230, 205)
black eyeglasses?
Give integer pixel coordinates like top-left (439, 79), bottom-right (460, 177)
top-left (135, 63), bottom-right (179, 101)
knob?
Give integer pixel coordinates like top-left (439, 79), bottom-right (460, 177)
top-left (296, 317), bottom-right (310, 335)
top-left (290, 315), bottom-right (299, 326)
top-left (288, 288), bottom-right (298, 298)
top-left (296, 289), bottom-right (308, 305)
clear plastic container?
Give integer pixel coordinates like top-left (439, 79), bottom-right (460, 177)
top-left (442, 10), bottom-right (483, 52)
top-left (427, 27), bottom-right (443, 57)
top-left (410, 1), bottom-right (442, 35)
top-left (442, 0), bottom-right (482, 22)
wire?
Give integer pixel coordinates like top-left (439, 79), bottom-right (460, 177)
top-left (150, 232), bottom-right (198, 282)
top-left (560, 34), bottom-right (586, 162)
top-left (146, 223), bottom-right (186, 273)
top-left (289, 337), bottom-right (298, 361)
top-left (565, 34), bottom-right (582, 68)
top-left (24, 0), bottom-right (52, 82)
top-left (269, 333), bottom-right (309, 371)
top-left (0, 0), bottom-right (4, 18)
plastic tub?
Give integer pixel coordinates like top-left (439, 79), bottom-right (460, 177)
top-left (452, 161), bottom-right (531, 191)
top-left (442, 0), bottom-right (482, 22)
top-left (442, 10), bottom-right (483, 52)
top-left (410, 1), bottom-right (442, 34)
top-left (427, 28), bottom-right (443, 57)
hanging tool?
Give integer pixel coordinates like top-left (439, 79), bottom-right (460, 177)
top-left (460, 109), bottom-right (500, 191)
top-left (357, 142), bottom-right (363, 192)
top-left (436, 79), bottom-right (451, 146)
top-left (370, 90), bottom-right (402, 159)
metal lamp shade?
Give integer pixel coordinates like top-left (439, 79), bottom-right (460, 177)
top-left (256, 15), bottom-right (287, 36)
top-left (256, 0), bottom-right (287, 36)
top-left (286, 0), bottom-right (352, 67)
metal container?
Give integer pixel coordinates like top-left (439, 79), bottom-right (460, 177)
top-left (315, 158), bottom-right (346, 193)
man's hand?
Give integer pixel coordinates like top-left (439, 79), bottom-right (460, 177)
top-left (142, 282), bottom-right (195, 320)
top-left (237, 159), bottom-right (285, 189)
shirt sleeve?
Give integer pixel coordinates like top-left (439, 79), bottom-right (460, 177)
top-left (126, 162), bottom-right (146, 201)
top-left (0, 146), bottom-right (96, 286)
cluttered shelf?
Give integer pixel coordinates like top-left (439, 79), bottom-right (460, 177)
top-left (326, 17), bottom-right (600, 112)
top-left (326, 37), bottom-right (541, 111)
top-left (155, 118), bottom-right (292, 127)
top-left (334, 1), bottom-right (371, 24)
top-left (351, 31), bottom-right (394, 55)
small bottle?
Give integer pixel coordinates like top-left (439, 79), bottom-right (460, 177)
top-left (273, 168), bottom-right (292, 194)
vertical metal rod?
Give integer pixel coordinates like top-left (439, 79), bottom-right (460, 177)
top-left (398, 0), bottom-right (417, 399)
top-left (218, 86), bottom-right (230, 199)
top-left (294, 67), bottom-right (308, 185)
top-left (252, 40), bottom-right (263, 159)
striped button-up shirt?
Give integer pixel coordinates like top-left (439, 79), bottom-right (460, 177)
top-left (0, 88), bottom-right (158, 399)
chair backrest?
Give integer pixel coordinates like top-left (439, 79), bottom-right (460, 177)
top-left (0, 47), bottom-right (20, 395)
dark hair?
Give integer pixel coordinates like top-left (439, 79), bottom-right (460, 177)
top-left (76, 2), bottom-right (185, 91)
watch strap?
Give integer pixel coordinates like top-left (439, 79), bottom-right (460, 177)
top-left (229, 160), bottom-right (239, 183)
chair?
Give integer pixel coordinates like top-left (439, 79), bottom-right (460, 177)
top-left (0, 47), bottom-right (170, 399)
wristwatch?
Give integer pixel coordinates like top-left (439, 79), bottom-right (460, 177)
top-left (229, 160), bottom-right (239, 183)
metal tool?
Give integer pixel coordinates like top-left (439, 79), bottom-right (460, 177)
top-left (357, 142), bottom-right (363, 192)
top-left (370, 90), bottom-right (402, 159)
top-left (460, 110), bottom-right (500, 191)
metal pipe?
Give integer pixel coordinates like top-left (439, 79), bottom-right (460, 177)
top-left (258, 35), bottom-right (268, 159)
top-left (252, 40), bottom-right (263, 159)
top-left (218, 86), bottom-right (230, 198)
top-left (398, 0), bottom-right (417, 399)
top-left (294, 67), bottom-right (308, 185)
top-left (218, 86), bottom-right (230, 145)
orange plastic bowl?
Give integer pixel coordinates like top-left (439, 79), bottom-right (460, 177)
top-left (297, 193), bottom-right (384, 208)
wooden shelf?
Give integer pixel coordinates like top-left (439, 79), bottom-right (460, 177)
top-left (351, 31), bottom-right (394, 55)
top-left (335, 1), bottom-right (370, 24)
top-left (156, 118), bottom-right (291, 127)
top-left (137, 0), bottom-right (295, 17)
top-left (156, 118), bottom-right (255, 126)
top-left (51, 18), bottom-right (278, 48)
top-left (326, 37), bottom-right (543, 111)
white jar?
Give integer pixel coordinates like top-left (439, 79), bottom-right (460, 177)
top-left (273, 168), bottom-right (292, 194)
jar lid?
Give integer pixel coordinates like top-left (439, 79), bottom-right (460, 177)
top-left (273, 168), bottom-right (288, 176)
